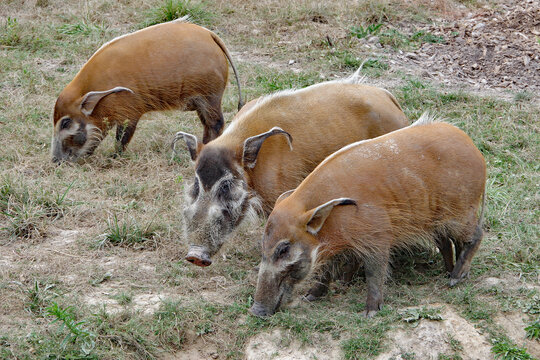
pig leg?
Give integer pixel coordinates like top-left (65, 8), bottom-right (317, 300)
top-left (115, 119), bottom-right (138, 152)
top-left (364, 251), bottom-right (389, 318)
top-left (304, 263), bottom-right (332, 302)
top-left (435, 234), bottom-right (455, 274)
top-left (195, 95), bottom-right (225, 144)
top-left (449, 224), bottom-right (483, 287)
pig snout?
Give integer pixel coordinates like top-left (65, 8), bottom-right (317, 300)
top-left (185, 245), bottom-right (212, 267)
top-left (249, 301), bottom-right (273, 317)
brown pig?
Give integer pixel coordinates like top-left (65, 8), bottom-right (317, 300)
top-left (51, 18), bottom-right (243, 162)
top-left (173, 69), bottom-right (409, 267)
top-left (250, 114), bottom-right (486, 317)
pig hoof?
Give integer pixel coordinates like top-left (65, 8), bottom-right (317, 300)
top-left (250, 302), bottom-right (271, 317)
top-left (449, 271), bottom-right (469, 287)
top-left (363, 310), bottom-right (379, 318)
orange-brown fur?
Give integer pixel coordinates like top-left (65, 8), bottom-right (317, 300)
top-left (210, 83), bottom-right (409, 212)
top-left (272, 121), bottom-right (485, 261)
top-left (253, 118), bottom-right (486, 316)
top-left (53, 19), bottom-right (241, 161)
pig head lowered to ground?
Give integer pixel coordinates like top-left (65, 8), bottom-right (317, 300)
top-left (51, 18), bottom-right (243, 163)
top-left (173, 69), bottom-right (409, 266)
top-left (250, 114), bottom-right (486, 317)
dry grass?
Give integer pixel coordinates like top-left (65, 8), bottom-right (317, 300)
top-left (1, 0), bottom-right (539, 359)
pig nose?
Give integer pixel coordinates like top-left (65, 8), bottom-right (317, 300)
top-left (185, 245), bottom-right (212, 267)
top-left (249, 302), bottom-right (271, 317)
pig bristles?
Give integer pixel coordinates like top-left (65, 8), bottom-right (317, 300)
top-left (311, 197), bottom-right (484, 281)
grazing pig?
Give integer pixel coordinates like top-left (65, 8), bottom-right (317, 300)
top-left (250, 114), bottom-right (486, 317)
top-left (51, 18), bottom-right (243, 163)
top-left (172, 69), bottom-right (408, 266)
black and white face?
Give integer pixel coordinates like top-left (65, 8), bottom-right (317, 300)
top-left (51, 115), bottom-right (102, 163)
top-left (182, 146), bottom-right (260, 266)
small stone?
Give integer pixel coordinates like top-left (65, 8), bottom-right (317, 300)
top-left (288, 59), bottom-right (295, 65)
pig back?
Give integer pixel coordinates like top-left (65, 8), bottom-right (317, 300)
top-left (241, 83), bottom-right (409, 211)
top-left (292, 122), bottom-right (486, 252)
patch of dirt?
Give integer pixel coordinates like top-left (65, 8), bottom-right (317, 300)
top-left (245, 329), bottom-right (342, 360)
top-left (376, 305), bottom-right (492, 360)
top-left (495, 312), bottom-right (540, 357)
top-left (412, 0), bottom-right (540, 91)
top-left (84, 287), bottom-right (169, 315)
top-left (162, 335), bottom-right (220, 360)
top-left (481, 275), bottom-right (540, 292)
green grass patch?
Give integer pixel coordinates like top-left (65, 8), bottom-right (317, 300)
top-left (46, 302), bottom-right (97, 357)
top-left (57, 21), bottom-right (106, 36)
top-left (254, 71), bottom-right (320, 93)
top-left (350, 23), bottom-right (382, 39)
top-left (143, 0), bottom-right (214, 27)
top-left (491, 338), bottom-right (535, 360)
top-left (525, 320), bottom-right (540, 340)
top-left (0, 17), bottom-right (22, 46)
top-left (378, 28), bottom-right (445, 50)
top-left (97, 214), bottom-right (159, 249)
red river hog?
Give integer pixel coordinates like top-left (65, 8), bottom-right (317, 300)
top-left (172, 69), bottom-right (409, 267)
top-left (250, 114), bottom-right (486, 317)
top-left (52, 18), bottom-right (243, 162)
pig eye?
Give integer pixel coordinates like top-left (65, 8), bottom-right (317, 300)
top-left (60, 117), bottom-right (72, 130)
top-left (274, 241), bottom-right (290, 260)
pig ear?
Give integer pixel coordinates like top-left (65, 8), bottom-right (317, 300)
top-left (172, 131), bottom-right (201, 161)
top-left (275, 189), bottom-right (294, 206)
top-left (305, 198), bottom-right (357, 235)
top-left (80, 86), bottom-right (134, 116)
top-left (242, 127), bottom-right (293, 169)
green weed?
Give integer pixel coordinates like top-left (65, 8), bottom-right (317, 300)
top-left (153, 300), bottom-right (187, 349)
top-left (254, 71), bottom-right (319, 92)
top-left (0, 17), bottom-right (21, 46)
top-left (361, 58), bottom-right (390, 77)
top-left (491, 338), bottom-right (534, 360)
top-left (113, 292), bottom-right (133, 306)
top-left (97, 214), bottom-right (158, 249)
top-left (144, 0), bottom-right (213, 27)
top-left (57, 21), bottom-right (106, 36)
top-left (342, 332), bottom-right (384, 360)
top-left (25, 280), bottom-right (57, 316)
top-left (328, 50), bottom-right (363, 71)
top-left (350, 23), bottom-right (382, 39)
top-left (525, 320), bottom-right (539, 340)
top-left (46, 302), bottom-right (96, 357)
top-left (379, 28), bottom-right (445, 49)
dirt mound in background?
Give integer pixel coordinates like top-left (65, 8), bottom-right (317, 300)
top-left (416, 0), bottom-right (539, 91)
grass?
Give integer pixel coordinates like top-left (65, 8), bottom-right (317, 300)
top-left (97, 214), bottom-right (159, 249)
top-left (525, 320), bottom-right (540, 340)
top-left (143, 0), bottom-right (214, 27)
top-left (378, 28), bottom-right (445, 49)
top-left (57, 21), bottom-right (106, 36)
top-left (491, 338), bottom-right (535, 360)
top-left (350, 23), bottom-right (383, 39)
top-left (0, 17), bottom-right (21, 46)
top-left (46, 302), bottom-right (96, 356)
top-left (0, 0), bottom-right (539, 358)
